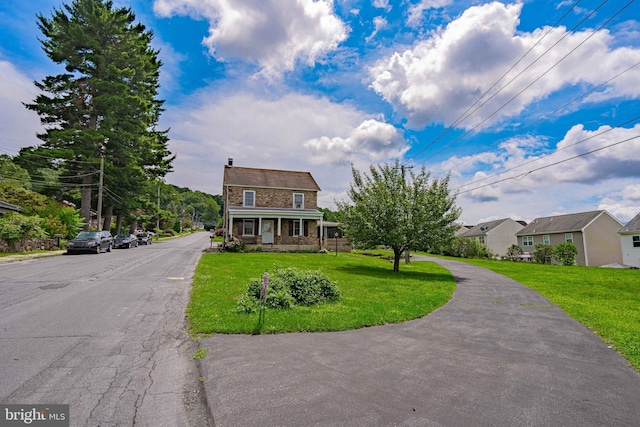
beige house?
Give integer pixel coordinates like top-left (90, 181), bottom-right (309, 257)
top-left (222, 161), bottom-right (323, 251)
top-left (619, 212), bottom-right (640, 268)
top-left (516, 210), bottom-right (623, 266)
top-left (460, 218), bottom-right (525, 257)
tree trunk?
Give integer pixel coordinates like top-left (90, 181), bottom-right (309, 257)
top-left (129, 220), bottom-right (138, 234)
top-left (103, 205), bottom-right (113, 231)
top-left (393, 248), bottom-right (402, 272)
top-left (116, 215), bottom-right (123, 235)
top-left (81, 173), bottom-right (92, 231)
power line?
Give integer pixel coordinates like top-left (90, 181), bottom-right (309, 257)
top-left (456, 133), bottom-right (640, 195)
top-left (404, 0), bottom-right (597, 163)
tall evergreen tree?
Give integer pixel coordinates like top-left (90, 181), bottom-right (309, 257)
top-left (25, 0), bottom-right (173, 230)
top-left (337, 161), bottom-right (461, 272)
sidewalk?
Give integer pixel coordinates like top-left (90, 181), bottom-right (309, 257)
top-left (0, 250), bottom-right (66, 264)
top-left (198, 256), bottom-right (640, 426)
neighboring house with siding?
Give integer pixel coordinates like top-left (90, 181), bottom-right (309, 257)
top-left (516, 210), bottom-right (623, 266)
top-left (460, 218), bottom-right (525, 257)
top-left (619, 212), bottom-right (640, 268)
top-left (222, 160), bottom-right (324, 251)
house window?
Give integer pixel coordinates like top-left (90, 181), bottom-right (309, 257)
top-left (243, 191), bottom-right (255, 207)
top-left (565, 233), bottom-right (573, 243)
top-left (293, 220), bottom-right (301, 236)
top-left (633, 236), bottom-right (640, 248)
top-left (293, 193), bottom-right (304, 209)
top-left (477, 236), bottom-right (485, 244)
top-left (243, 219), bottom-right (255, 236)
top-left (543, 235), bottom-right (550, 245)
top-left (290, 220), bottom-right (307, 237)
top-left (523, 236), bottom-right (534, 247)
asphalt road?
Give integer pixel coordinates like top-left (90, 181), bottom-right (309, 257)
top-left (0, 232), bottom-right (214, 427)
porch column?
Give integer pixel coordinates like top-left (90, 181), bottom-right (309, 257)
top-left (258, 217), bottom-right (263, 236)
top-left (277, 217), bottom-right (282, 236)
top-left (228, 214), bottom-right (234, 238)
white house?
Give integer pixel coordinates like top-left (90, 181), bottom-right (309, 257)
top-left (619, 213), bottom-right (640, 268)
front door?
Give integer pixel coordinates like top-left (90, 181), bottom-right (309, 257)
top-left (262, 220), bottom-right (274, 244)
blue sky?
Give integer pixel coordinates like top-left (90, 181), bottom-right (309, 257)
top-left (1, 0), bottom-right (640, 224)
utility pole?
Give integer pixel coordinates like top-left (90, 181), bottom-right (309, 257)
top-left (97, 156), bottom-right (104, 231)
top-left (156, 185), bottom-right (160, 241)
top-left (401, 164), bottom-right (412, 263)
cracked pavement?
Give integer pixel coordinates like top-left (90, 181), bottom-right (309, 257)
top-left (0, 233), bottom-right (214, 427)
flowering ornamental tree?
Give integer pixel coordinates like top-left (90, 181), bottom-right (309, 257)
top-left (337, 161), bottom-right (461, 272)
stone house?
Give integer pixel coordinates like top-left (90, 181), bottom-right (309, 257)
top-left (619, 212), bottom-right (640, 268)
top-left (222, 160), bottom-right (324, 251)
top-left (516, 210), bottom-right (623, 266)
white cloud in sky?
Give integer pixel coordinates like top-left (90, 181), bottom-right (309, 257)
top-left (372, 0), bottom-right (391, 12)
top-left (153, 0), bottom-right (348, 78)
top-left (161, 88), bottom-right (408, 209)
top-left (371, 2), bottom-right (640, 130)
top-left (366, 16), bottom-right (387, 43)
top-left (444, 123), bottom-right (640, 223)
top-left (0, 59), bottom-right (42, 155)
top-left (406, 0), bottom-right (452, 28)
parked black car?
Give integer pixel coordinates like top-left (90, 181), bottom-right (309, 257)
top-left (136, 233), bottom-right (153, 245)
top-left (66, 231), bottom-right (113, 254)
top-left (114, 233), bottom-right (139, 249)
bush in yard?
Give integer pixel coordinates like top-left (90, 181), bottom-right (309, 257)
top-left (224, 236), bottom-right (244, 252)
top-left (236, 265), bottom-right (339, 313)
top-left (533, 243), bottom-right (554, 264)
top-left (554, 242), bottom-right (578, 266)
top-left (0, 213), bottom-right (47, 245)
top-left (506, 244), bottom-right (523, 261)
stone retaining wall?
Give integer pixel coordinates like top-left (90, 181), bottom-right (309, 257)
top-left (0, 238), bottom-right (58, 253)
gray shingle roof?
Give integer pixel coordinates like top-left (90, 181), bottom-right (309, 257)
top-left (223, 166), bottom-right (321, 191)
top-left (619, 212), bottom-right (640, 233)
top-left (517, 210), bottom-right (605, 235)
top-left (461, 218), bottom-right (510, 237)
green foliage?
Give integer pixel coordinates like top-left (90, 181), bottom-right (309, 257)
top-left (0, 184), bottom-right (48, 215)
top-left (337, 161), bottom-right (461, 271)
top-left (318, 207), bottom-right (339, 222)
top-left (554, 242), bottom-right (578, 266)
top-left (533, 243), bottom-right (554, 264)
top-left (236, 265), bottom-right (340, 313)
top-left (223, 236), bottom-right (244, 252)
top-left (506, 244), bottom-right (524, 261)
top-left (0, 155), bottom-right (31, 189)
top-left (0, 213), bottom-right (47, 244)
top-left (444, 237), bottom-right (489, 258)
top-left (36, 201), bottom-right (83, 239)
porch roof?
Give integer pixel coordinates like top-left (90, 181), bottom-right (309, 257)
top-left (227, 206), bottom-right (323, 220)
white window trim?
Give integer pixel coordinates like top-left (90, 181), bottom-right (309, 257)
top-left (293, 193), bottom-right (304, 209)
top-left (243, 190), bottom-right (255, 207)
top-left (565, 233), bottom-right (573, 243)
top-left (632, 235), bottom-right (640, 248)
top-left (523, 236), bottom-right (534, 246)
top-left (243, 219), bottom-right (255, 236)
top-left (543, 235), bottom-right (550, 245)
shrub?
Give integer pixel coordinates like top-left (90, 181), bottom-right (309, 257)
top-left (506, 244), bottom-right (523, 261)
top-left (0, 213), bottom-right (47, 244)
top-left (224, 236), bottom-right (244, 252)
top-left (554, 242), bottom-right (578, 266)
top-left (533, 243), bottom-right (554, 264)
top-left (236, 265), bottom-right (339, 313)
top-left (444, 237), bottom-right (489, 259)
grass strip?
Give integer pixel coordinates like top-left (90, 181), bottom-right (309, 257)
top-left (187, 252), bottom-right (456, 334)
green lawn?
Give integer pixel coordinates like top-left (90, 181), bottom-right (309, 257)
top-left (187, 252), bottom-right (456, 334)
top-left (438, 256), bottom-right (640, 372)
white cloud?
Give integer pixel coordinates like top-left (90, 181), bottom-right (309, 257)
top-left (0, 59), bottom-right (42, 155)
top-left (372, 0), bottom-right (391, 12)
top-left (161, 88), bottom-right (407, 208)
top-left (366, 16), bottom-right (387, 43)
top-left (406, 0), bottom-right (452, 28)
top-left (371, 2), bottom-right (640, 130)
top-left (153, 0), bottom-right (348, 78)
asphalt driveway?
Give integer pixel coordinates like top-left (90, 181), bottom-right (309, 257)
top-left (198, 256), bottom-right (640, 426)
